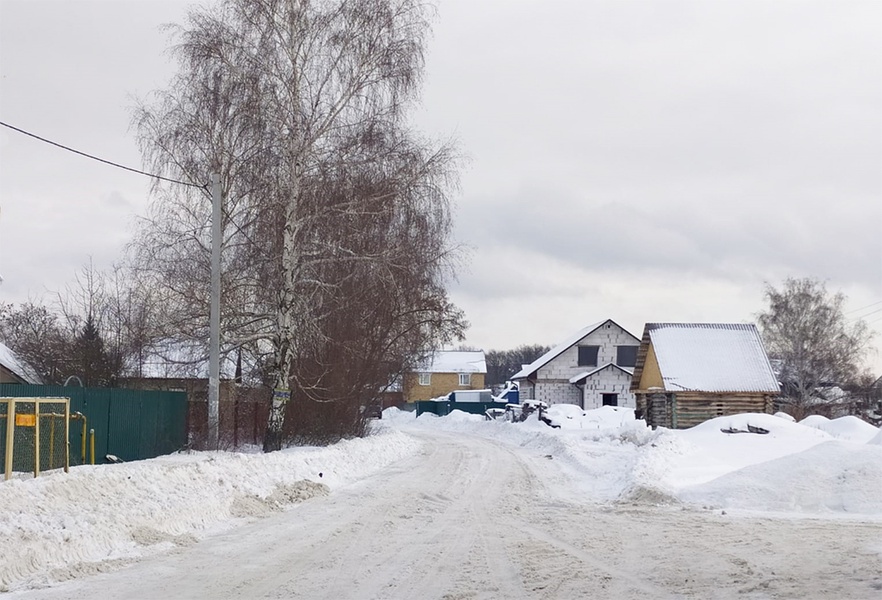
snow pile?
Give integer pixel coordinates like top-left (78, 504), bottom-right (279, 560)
top-left (397, 407), bottom-right (882, 515)
top-left (799, 414), bottom-right (880, 443)
top-left (679, 441), bottom-right (882, 514)
top-left (0, 427), bottom-right (421, 592)
top-left (659, 412), bottom-right (834, 488)
top-left (404, 405), bottom-right (659, 502)
top-left (2, 404), bottom-right (880, 593)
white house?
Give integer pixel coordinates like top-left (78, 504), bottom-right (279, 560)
top-left (511, 319), bottom-right (641, 409)
top-left (0, 341), bottom-right (44, 384)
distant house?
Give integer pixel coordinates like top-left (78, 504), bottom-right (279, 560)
top-left (0, 342), bottom-right (44, 385)
top-left (630, 323), bottom-right (779, 429)
top-left (511, 319), bottom-right (641, 409)
top-left (403, 351), bottom-right (487, 403)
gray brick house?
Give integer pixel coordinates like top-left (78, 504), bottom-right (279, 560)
top-left (511, 319), bottom-right (640, 409)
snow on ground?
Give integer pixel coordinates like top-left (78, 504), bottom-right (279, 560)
top-left (2, 404), bottom-right (881, 592)
top-left (0, 429), bottom-right (421, 591)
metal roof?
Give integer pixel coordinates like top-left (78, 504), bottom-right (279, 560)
top-left (417, 351), bottom-right (487, 374)
top-left (644, 323), bottom-right (779, 393)
top-left (0, 341), bottom-right (44, 385)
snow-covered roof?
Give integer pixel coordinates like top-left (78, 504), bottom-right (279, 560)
top-left (0, 341), bottom-right (44, 384)
top-left (417, 351), bottom-right (487, 374)
top-left (568, 363), bottom-right (634, 384)
top-left (643, 323), bottom-right (779, 393)
top-left (511, 319), bottom-right (638, 380)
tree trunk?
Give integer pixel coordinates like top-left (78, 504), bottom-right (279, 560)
top-left (263, 0), bottom-right (303, 452)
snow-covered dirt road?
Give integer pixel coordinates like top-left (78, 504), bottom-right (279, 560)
top-left (8, 430), bottom-right (882, 599)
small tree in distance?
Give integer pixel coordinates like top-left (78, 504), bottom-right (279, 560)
top-left (757, 277), bottom-right (873, 418)
top-left (485, 345), bottom-right (551, 388)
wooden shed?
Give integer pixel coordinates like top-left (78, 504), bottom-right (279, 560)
top-left (630, 323), bottom-right (779, 429)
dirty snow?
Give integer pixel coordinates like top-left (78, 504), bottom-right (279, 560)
top-left (1, 404), bottom-right (880, 594)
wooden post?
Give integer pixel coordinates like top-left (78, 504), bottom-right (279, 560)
top-left (34, 401), bottom-right (40, 478)
top-left (4, 399), bottom-right (14, 481)
top-left (49, 411), bottom-right (55, 471)
top-left (64, 399), bottom-right (70, 474)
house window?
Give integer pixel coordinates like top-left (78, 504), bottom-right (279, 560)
top-left (418, 372), bottom-right (431, 386)
top-left (459, 373), bottom-right (471, 386)
top-left (616, 346), bottom-right (638, 368)
top-left (578, 346), bottom-right (599, 367)
top-left (602, 393), bottom-right (618, 407)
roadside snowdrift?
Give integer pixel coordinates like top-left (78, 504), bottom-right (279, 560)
top-left (1, 405), bottom-right (880, 593)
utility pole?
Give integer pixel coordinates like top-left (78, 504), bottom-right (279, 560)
top-left (208, 174), bottom-right (221, 449)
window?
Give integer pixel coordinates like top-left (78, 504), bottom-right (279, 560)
top-left (602, 393), bottom-right (618, 407)
top-left (616, 346), bottom-right (638, 368)
top-left (459, 373), bottom-right (471, 386)
top-left (577, 345), bottom-right (599, 367)
top-left (418, 372), bottom-right (431, 386)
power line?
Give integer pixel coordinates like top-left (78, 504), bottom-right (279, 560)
top-left (0, 120), bottom-right (206, 189)
top-left (845, 299), bottom-right (882, 315)
top-left (852, 307), bottom-right (882, 322)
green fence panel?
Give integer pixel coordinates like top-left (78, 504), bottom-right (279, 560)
top-left (107, 390), bottom-right (141, 462)
top-left (415, 400), bottom-right (508, 417)
top-left (0, 384), bottom-right (186, 468)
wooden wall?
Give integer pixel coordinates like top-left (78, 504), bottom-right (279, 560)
top-left (637, 392), bottom-right (775, 429)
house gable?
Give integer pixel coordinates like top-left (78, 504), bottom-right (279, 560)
top-left (635, 342), bottom-right (663, 390)
top-left (569, 362), bottom-right (634, 385)
top-left (512, 319), bottom-right (639, 381)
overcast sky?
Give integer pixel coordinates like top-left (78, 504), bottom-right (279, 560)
top-left (1, 0), bottom-right (880, 373)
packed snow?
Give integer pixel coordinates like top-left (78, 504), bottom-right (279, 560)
top-left (1, 404), bottom-right (881, 593)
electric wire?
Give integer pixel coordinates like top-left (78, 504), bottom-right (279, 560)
top-left (0, 120), bottom-right (207, 189)
top-left (845, 300), bottom-right (882, 315)
top-left (0, 120), bottom-right (270, 259)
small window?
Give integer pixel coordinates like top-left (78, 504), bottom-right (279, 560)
top-left (418, 373), bottom-right (431, 386)
top-left (602, 393), bottom-right (618, 406)
top-left (577, 346), bottom-right (599, 367)
top-left (459, 373), bottom-right (471, 386)
top-left (616, 346), bottom-right (638, 368)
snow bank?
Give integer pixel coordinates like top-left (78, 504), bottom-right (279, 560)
top-left (659, 413), bottom-right (834, 488)
top-left (679, 441), bottom-right (882, 514)
top-left (400, 407), bottom-right (882, 517)
top-left (799, 414), bottom-right (881, 443)
top-left (403, 405), bottom-right (659, 502)
top-left (0, 426), bottom-right (421, 592)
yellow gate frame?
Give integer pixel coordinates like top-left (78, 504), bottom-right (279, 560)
top-left (2, 397), bottom-right (70, 481)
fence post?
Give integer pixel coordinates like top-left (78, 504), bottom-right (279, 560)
top-left (4, 399), bottom-right (14, 481)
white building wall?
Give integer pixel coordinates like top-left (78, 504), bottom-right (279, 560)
top-left (581, 367), bottom-right (636, 409)
top-left (536, 322), bottom-right (638, 383)
top-left (521, 320), bottom-right (640, 408)
top-left (534, 381), bottom-right (581, 406)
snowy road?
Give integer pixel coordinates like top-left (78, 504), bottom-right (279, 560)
top-left (9, 429), bottom-right (882, 599)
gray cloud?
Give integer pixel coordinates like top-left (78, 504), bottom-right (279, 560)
top-left (0, 0), bottom-right (879, 371)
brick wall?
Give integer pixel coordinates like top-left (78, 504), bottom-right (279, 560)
top-left (533, 321), bottom-right (638, 407)
top-left (403, 372), bottom-right (486, 402)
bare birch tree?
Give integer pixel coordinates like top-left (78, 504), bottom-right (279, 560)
top-left (132, 0), bottom-right (464, 449)
top-left (757, 277), bottom-right (873, 417)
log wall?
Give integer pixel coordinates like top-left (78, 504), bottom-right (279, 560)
top-left (636, 392), bottom-right (775, 429)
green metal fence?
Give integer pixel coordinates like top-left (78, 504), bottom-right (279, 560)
top-left (415, 400), bottom-right (508, 418)
top-left (0, 385), bottom-right (187, 467)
